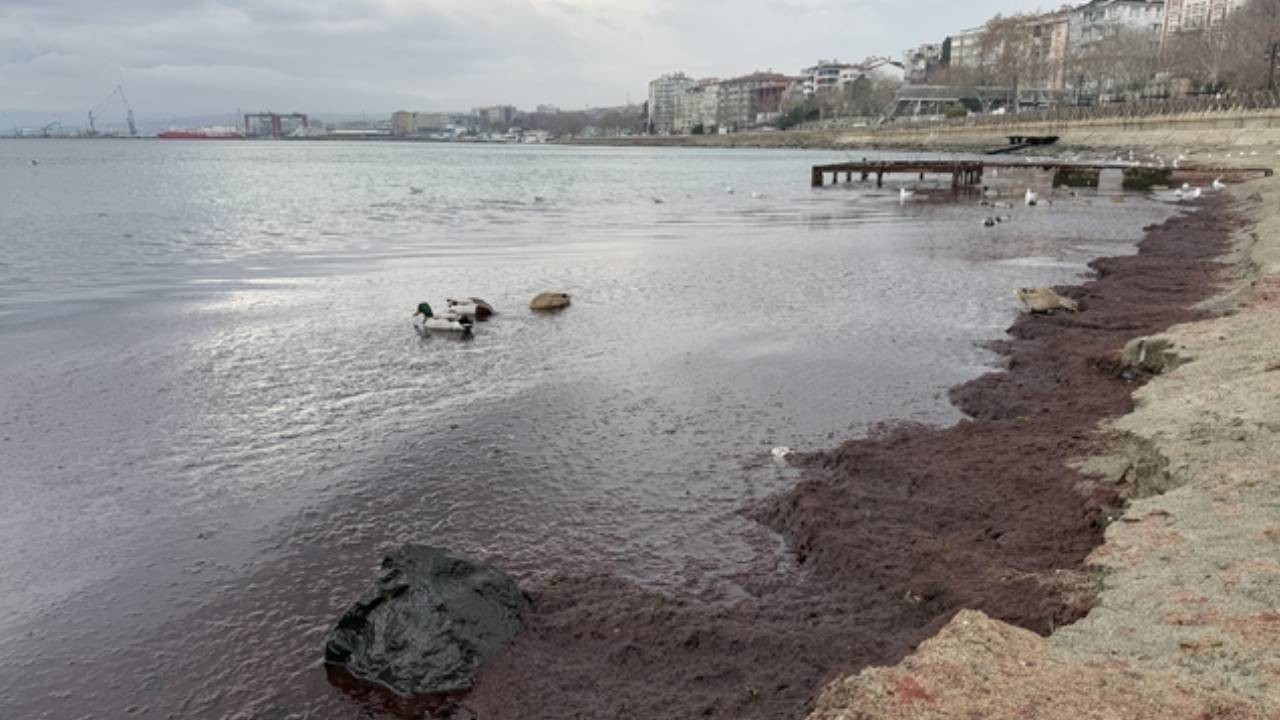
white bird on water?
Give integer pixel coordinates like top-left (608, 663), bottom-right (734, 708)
top-left (899, 187), bottom-right (914, 203)
top-left (1024, 188), bottom-right (1038, 207)
top-left (724, 185), bottom-right (735, 195)
top-left (751, 191), bottom-right (765, 200)
top-left (771, 446), bottom-right (793, 462)
top-left (1212, 178), bottom-right (1227, 191)
top-left (1181, 182), bottom-right (1192, 192)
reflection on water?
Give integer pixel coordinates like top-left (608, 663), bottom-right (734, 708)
top-left (0, 140), bottom-right (1178, 718)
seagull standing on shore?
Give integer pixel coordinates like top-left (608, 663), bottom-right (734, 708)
top-left (899, 188), bottom-right (914, 204)
top-left (1024, 189), bottom-right (1038, 207)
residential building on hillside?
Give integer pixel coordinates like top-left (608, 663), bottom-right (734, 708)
top-left (942, 11), bottom-right (1070, 91)
top-left (647, 72), bottom-right (695, 134)
top-left (800, 60), bottom-right (863, 95)
top-left (1028, 9), bottom-right (1072, 91)
top-left (673, 78), bottom-right (721, 133)
top-left (903, 44), bottom-right (944, 84)
top-left (717, 72), bottom-right (797, 130)
top-left (1070, 0), bottom-right (1165, 54)
top-left (1162, 0), bottom-right (1245, 38)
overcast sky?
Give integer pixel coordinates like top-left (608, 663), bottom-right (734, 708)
top-left (2, 0), bottom-right (1055, 123)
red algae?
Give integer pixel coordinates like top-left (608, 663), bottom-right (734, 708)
top-left (456, 197), bottom-right (1237, 720)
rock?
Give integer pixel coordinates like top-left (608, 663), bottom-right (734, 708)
top-left (1017, 287), bottom-right (1079, 314)
top-left (324, 545), bottom-right (530, 697)
top-left (529, 292), bottom-right (571, 311)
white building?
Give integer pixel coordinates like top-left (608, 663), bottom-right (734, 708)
top-left (647, 72), bottom-right (696, 134)
top-left (673, 78), bottom-right (721, 133)
top-left (800, 60), bottom-right (863, 96)
top-left (1162, 0), bottom-right (1246, 39)
top-left (944, 27), bottom-right (986, 71)
top-left (1070, 0), bottom-right (1165, 54)
top-left (903, 44), bottom-right (944, 84)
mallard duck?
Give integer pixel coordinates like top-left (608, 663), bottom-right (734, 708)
top-left (414, 302), bottom-right (472, 333)
top-left (446, 297), bottom-right (495, 320)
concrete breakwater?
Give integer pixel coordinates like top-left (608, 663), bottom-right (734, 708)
top-left (806, 180), bottom-right (1280, 719)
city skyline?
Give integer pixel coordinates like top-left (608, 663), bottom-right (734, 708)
top-left (3, 0), bottom-right (1064, 122)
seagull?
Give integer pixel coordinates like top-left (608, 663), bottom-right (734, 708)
top-left (1212, 178), bottom-right (1227, 191)
top-left (899, 188), bottom-right (914, 203)
top-left (652, 196), bottom-right (665, 204)
top-left (750, 191), bottom-right (764, 200)
top-left (983, 217), bottom-right (997, 227)
top-left (1181, 182), bottom-right (1191, 191)
top-left (409, 186), bottom-right (424, 195)
top-left (771, 446), bottom-right (793, 462)
top-left (1184, 187), bottom-right (1202, 200)
top-left (30, 159), bottom-right (39, 166)
top-left (1024, 188), bottom-right (1038, 207)
top-left (724, 186), bottom-right (735, 195)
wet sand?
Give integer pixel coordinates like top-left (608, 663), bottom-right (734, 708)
top-left (455, 197), bottom-right (1234, 719)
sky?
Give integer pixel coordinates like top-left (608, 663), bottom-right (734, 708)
top-left (1, 0), bottom-right (1056, 124)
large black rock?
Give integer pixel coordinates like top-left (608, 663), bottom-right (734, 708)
top-left (324, 545), bottom-right (530, 697)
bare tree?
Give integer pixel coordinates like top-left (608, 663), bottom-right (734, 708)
top-left (1162, 0), bottom-right (1279, 93)
top-left (979, 14), bottom-right (1039, 110)
top-left (1070, 25), bottom-right (1163, 102)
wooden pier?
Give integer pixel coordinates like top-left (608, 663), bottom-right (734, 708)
top-left (811, 159), bottom-right (1274, 189)
top-left (811, 161), bottom-right (988, 189)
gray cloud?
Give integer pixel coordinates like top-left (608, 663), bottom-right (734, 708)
top-left (0, 0), bottom-right (1055, 123)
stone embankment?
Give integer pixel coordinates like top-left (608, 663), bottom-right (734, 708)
top-left (807, 170), bottom-right (1280, 719)
top-left (567, 109), bottom-right (1280, 154)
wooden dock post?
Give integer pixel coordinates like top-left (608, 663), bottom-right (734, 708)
top-left (861, 171), bottom-right (869, 181)
top-left (811, 167), bottom-right (824, 187)
top-left (876, 171), bottom-right (884, 188)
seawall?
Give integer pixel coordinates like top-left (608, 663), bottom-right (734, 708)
top-left (565, 109), bottom-right (1280, 153)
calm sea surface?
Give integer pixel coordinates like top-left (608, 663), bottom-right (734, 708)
top-left (0, 139), bottom-right (1177, 717)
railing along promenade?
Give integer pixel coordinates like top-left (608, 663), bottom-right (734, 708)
top-left (800, 92), bottom-right (1280, 133)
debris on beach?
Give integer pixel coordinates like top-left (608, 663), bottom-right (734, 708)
top-left (1017, 287), bottom-right (1079, 314)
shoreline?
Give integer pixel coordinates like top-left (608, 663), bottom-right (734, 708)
top-left (446, 194), bottom-right (1238, 717)
top-left (805, 179), bottom-right (1279, 719)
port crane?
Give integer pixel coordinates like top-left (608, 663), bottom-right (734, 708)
top-left (88, 85), bottom-right (138, 137)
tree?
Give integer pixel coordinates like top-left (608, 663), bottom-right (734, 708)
top-left (1069, 25), bottom-right (1163, 102)
top-left (1161, 0), bottom-right (1279, 93)
top-left (979, 14), bottom-right (1039, 110)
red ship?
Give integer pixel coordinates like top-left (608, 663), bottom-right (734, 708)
top-left (157, 128), bottom-right (245, 140)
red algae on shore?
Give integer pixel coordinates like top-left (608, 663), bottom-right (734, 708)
top-left (455, 198), bottom-right (1236, 720)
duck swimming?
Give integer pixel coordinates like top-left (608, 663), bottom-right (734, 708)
top-left (414, 302), bottom-right (473, 334)
top-left (446, 297), bottom-right (495, 320)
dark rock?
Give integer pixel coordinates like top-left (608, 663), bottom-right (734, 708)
top-left (324, 545), bottom-right (529, 698)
